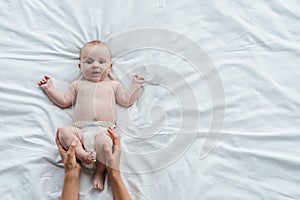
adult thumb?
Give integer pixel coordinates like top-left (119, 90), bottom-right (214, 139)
top-left (68, 139), bottom-right (78, 155)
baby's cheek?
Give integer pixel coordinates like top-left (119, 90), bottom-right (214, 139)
top-left (81, 70), bottom-right (89, 79)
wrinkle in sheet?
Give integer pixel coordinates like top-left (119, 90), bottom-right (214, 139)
top-left (1, 0), bottom-right (300, 199)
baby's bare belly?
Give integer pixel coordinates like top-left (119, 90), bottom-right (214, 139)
top-left (73, 102), bottom-right (117, 124)
top-left (73, 80), bottom-right (117, 124)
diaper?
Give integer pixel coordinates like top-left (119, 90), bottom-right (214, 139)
top-left (73, 121), bottom-right (116, 169)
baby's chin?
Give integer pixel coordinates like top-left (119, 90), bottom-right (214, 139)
top-left (84, 75), bottom-right (107, 82)
top-left (86, 78), bottom-right (102, 82)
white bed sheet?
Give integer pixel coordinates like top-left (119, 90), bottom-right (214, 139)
top-left (1, 0), bottom-right (300, 199)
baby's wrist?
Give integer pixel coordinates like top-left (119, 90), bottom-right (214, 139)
top-left (132, 81), bottom-right (144, 86)
top-left (43, 85), bottom-right (54, 91)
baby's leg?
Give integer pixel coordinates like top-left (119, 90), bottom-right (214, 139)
top-left (59, 126), bottom-right (96, 164)
top-left (93, 130), bottom-right (113, 190)
top-left (93, 161), bottom-right (106, 190)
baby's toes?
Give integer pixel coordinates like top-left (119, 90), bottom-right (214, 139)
top-left (93, 172), bottom-right (105, 191)
top-left (94, 182), bottom-right (104, 190)
top-left (88, 151), bottom-right (96, 162)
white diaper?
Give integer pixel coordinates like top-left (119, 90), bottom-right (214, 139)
top-left (73, 121), bottom-right (116, 169)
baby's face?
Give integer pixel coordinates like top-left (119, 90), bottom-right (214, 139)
top-left (79, 44), bottom-right (111, 82)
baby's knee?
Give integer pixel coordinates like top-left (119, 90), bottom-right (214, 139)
top-left (59, 126), bottom-right (73, 138)
top-left (94, 131), bottom-right (112, 163)
top-left (94, 131), bottom-right (112, 151)
top-left (99, 131), bottom-right (113, 144)
top-left (59, 126), bottom-right (80, 147)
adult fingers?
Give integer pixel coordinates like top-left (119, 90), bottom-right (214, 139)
top-left (55, 128), bottom-right (64, 151)
top-left (107, 127), bottom-right (120, 147)
top-left (55, 128), bottom-right (67, 160)
top-left (106, 127), bottom-right (114, 141)
top-left (66, 139), bottom-right (77, 160)
top-left (68, 139), bottom-right (77, 154)
top-left (107, 128), bottom-right (121, 158)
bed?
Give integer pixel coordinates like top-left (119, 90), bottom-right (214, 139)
top-left (1, 0), bottom-right (300, 199)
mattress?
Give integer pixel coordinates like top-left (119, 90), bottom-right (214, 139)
top-left (0, 0), bottom-right (300, 199)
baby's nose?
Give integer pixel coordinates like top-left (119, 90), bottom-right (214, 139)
top-left (92, 64), bottom-right (100, 68)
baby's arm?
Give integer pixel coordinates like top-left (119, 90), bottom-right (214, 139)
top-left (115, 74), bottom-right (144, 107)
top-left (38, 75), bottom-right (75, 108)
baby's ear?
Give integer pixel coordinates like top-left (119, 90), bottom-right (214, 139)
top-left (78, 64), bottom-right (81, 69)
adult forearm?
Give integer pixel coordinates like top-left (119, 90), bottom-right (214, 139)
top-left (108, 171), bottom-right (131, 200)
top-left (60, 170), bottom-right (80, 200)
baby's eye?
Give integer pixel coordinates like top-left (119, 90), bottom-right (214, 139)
top-left (99, 60), bottom-right (105, 64)
top-left (85, 59), bottom-right (93, 64)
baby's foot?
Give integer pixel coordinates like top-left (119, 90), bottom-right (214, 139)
top-left (93, 169), bottom-right (105, 191)
top-left (79, 150), bottom-right (96, 164)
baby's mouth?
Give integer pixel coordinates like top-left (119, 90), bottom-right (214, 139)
top-left (92, 72), bottom-right (101, 75)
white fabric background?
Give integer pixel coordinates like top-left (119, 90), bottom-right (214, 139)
top-left (0, 0), bottom-right (300, 199)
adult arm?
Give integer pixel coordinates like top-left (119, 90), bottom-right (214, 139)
top-left (104, 127), bottom-right (132, 200)
top-left (55, 129), bottom-right (81, 200)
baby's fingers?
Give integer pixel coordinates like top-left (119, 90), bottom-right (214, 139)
top-left (38, 78), bottom-right (47, 85)
top-left (134, 74), bottom-right (144, 81)
top-left (38, 80), bottom-right (45, 85)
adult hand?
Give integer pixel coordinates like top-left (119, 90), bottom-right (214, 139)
top-left (104, 127), bottom-right (132, 200)
top-left (55, 128), bottom-right (81, 173)
top-left (104, 127), bottom-right (121, 174)
top-left (56, 128), bottom-right (81, 200)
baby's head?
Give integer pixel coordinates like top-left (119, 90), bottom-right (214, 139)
top-left (79, 40), bottom-right (112, 82)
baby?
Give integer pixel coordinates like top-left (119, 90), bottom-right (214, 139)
top-left (38, 40), bottom-right (144, 190)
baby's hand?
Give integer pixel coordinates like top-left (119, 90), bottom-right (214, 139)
top-left (38, 75), bottom-right (53, 90)
top-left (133, 74), bottom-right (145, 84)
